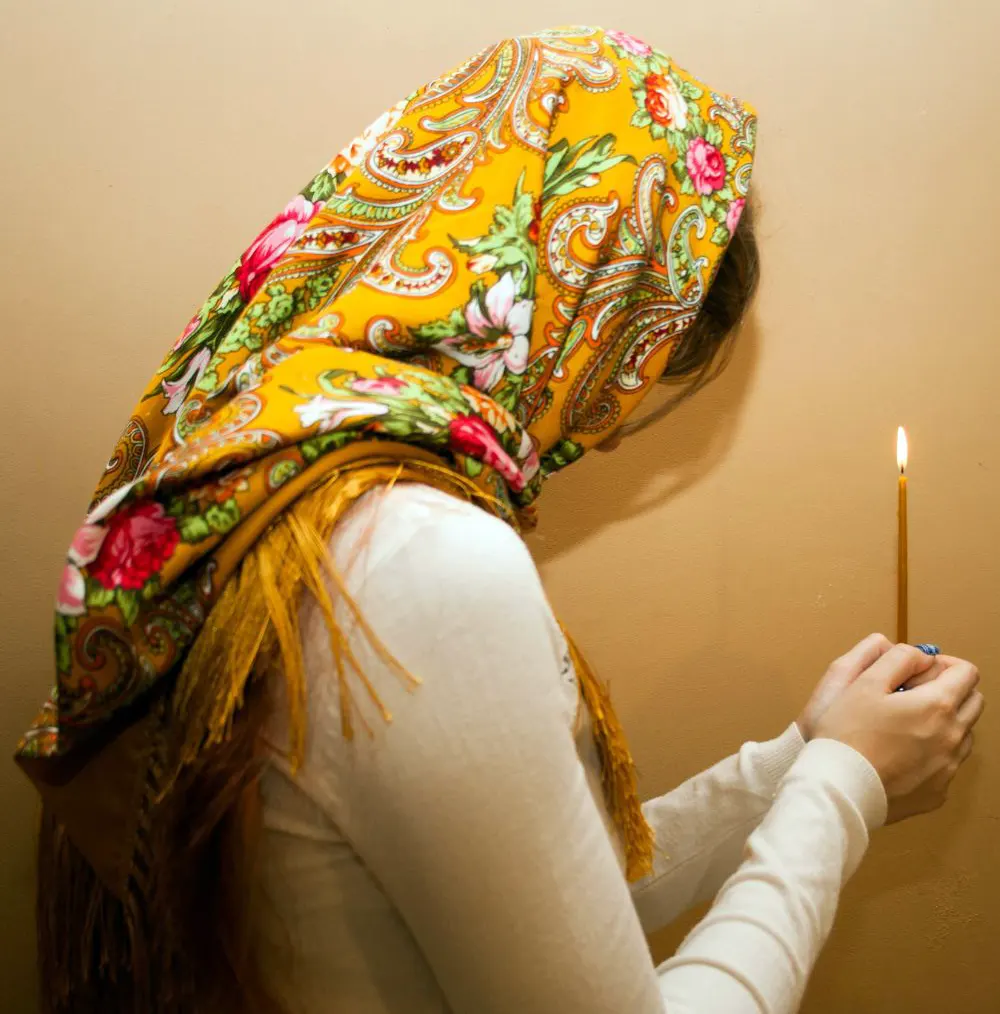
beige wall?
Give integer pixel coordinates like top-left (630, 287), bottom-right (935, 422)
top-left (2, 2), bottom-right (998, 1011)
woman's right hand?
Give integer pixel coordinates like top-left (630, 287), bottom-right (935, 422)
top-left (812, 644), bottom-right (985, 824)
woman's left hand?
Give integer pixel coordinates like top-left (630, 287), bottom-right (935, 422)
top-left (797, 633), bottom-right (894, 741)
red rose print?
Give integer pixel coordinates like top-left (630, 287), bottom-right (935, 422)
top-left (528, 197), bottom-right (543, 243)
top-left (90, 503), bottom-right (181, 591)
top-left (685, 136), bottom-right (727, 196)
top-left (448, 415), bottom-right (526, 492)
top-left (236, 195), bottom-right (320, 303)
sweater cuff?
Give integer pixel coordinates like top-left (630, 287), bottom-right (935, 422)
top-left (756, 722), bottom-right (806, 789)
top-left (791, 738), bottom-right (888, 832)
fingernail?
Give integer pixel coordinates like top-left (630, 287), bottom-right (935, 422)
top-left (915, 644), bottom-right (940, 656)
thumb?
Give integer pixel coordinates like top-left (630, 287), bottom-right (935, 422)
top-left (860, 643), bottom-right (935, 693)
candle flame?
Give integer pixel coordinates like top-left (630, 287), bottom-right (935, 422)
top-left (897, 426), bottom-right (908, 474)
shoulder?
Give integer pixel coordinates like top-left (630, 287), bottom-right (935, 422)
top-left (332, 483), bottom-right (545, 605)
top-left (319, 482), bottom-right (573, 727)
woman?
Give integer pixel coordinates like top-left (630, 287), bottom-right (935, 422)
top-left (19, 26), bottom-right (982, 1014)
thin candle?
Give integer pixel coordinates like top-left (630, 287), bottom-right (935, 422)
top-left (897, 426), bottom-right (908, 643)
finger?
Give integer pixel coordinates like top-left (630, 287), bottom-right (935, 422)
top-left (934, 661), bottom-right (980, 707)
top-left (957, 689), bottom-right (986, 730)
top-left (834, 633), bottom-right (894, 682)
top-left (861, 643), bottom-right (936, 693)
top-left (903, 657), bottom-right (951, 691)
top-left (957, 730), bottom-right (975, 763)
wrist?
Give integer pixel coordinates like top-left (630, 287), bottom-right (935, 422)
top-left (795, 715), bottom-right (812, 742)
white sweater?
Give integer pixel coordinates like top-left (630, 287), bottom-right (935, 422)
top-left (255, 483), bottom-right (886, 1013)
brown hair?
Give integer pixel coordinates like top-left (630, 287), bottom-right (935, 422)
top-left (665, 197), bottom-right (759, 389)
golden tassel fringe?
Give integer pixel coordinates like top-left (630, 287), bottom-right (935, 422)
top-left (169, 454), bottom-right (653, 881)
top-left (565, 633), bottom-right (655, 882)
top-left (171, 458), bottom-right (495, 775)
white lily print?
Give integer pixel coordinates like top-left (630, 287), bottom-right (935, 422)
top-left (294, 396), bottom-right (389, 433)
top-left (435, 273), bottom-right (534, 392)
top-left (162, 348), bottom-right (211, 415)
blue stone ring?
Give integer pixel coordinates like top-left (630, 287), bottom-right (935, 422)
top-left (895, 644), bottom-right (942, 691)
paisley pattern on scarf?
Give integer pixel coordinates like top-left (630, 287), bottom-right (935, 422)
top-left (19, 26), bottom-right (755, 761)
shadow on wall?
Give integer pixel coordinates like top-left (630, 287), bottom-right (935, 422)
top-left (529, 313), bottom-right (761, 565)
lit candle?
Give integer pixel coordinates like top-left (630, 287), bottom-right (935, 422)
top-left (897, 426), bottom-right (908, 643)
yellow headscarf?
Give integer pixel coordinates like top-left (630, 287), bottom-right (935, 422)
top-left (18, 26), bottom-right (756, 889)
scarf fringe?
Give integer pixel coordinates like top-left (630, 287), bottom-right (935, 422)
top-left (171, 460), bottom-right (495, 776)
top-left (565, 634), bottom-right (655, 882)
top-left (171, 456), bottom-right (651, 880)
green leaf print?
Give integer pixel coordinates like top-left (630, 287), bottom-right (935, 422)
top-left (115, 588), bottom-right (140, 627)
top-left (710, 224), bottom-right (731, 245)
top-left (679, 78), bottom-right (703, 100)
top-left (493, 385), bottom-right (519, 415)
top-left (704, 122), bottom-right (724, 148)
top-left (451, 176), bottom-right (538, 287)
top-left (378, 416), bottom-right (422, 439)
top-left (194, 353), bottom-right (225, 393)
top-left (178, 513), bottom-right (212, 543)
top-left (451, 365), bottom-right (473, 387)
top-left (302, 171), bottom-right (336, 203)
top-left (205, 498), bottom-right (241, 536)
top-left (304, 271), bottom-right (336, 309)
top-left (85, 584), bottom-right (116, 609)
top-left (543, 439), bottom-right (585, 472)
top-left (301, 431), bottom-right (356, 463)
top-left (217, 318), bottom-right (263, 355)
top-left (542, 135), bottom-right (636, 213)
top-left (316, 368), bottom-right (356, 394)
top-left (410, 306), bottom-right (469, 343)
top-left (54, 616), bottom-right (72, 673)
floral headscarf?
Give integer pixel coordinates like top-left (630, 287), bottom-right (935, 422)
top-left (17, 27), bottom-right (755, 871)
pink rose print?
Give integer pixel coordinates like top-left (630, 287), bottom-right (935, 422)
top-left (606, 30), bottom-right (653, 57)
top-left (236, 195), bottom-right (320, 302)
top-left (56, 523), bottom-right (107, 616)
top-left (685, 136), bottom-right (727, 196)
top-left (90, 503), bottom-right (181, 592)
top-left (172, 313), bottom-right (201, 352)
top-left (726, 197), bottom-right (746, 235)
top-left (56, 564), bottom-right (87, 617)
top-left (448, 415), bottom-right (526, 492)
top-left (435, 273), bottom-right (533, 392)
top-left (351, 376), bottom-right (407, 396)
top-left (518, 429), bottom-right (541, 483)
